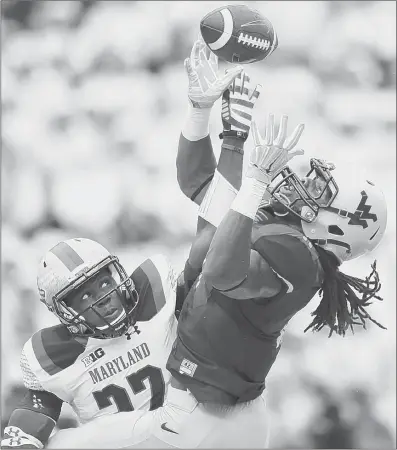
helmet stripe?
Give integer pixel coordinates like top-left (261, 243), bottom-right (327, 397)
top-left (50, 242), bottom-right (84, 272)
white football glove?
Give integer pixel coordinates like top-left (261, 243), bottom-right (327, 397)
top-left (221, 70), bottom-right (262, 134)
top-left (247, 114), bottom-right (305, 185)
top-left (185, 39), bottom-right (243, 109)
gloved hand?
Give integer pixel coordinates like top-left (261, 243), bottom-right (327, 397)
top-left (247, 114), bottom-right (305, 185)
top-left (221, 70), bottom-right (262, 135)
top-left (185, 39), bottom-right (243, 109)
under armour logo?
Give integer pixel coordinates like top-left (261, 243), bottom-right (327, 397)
top-left (8, 437), bottom-right (23, 446)
top-left (125, 325), bottom-right (140, 340)
top-left (349, 191), bottom-right (377, 229)
top-left (5, 427), bottom-right (21, 438)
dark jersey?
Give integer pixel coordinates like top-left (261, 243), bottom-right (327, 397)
top-left (167, 215), bottom-right (323, 405)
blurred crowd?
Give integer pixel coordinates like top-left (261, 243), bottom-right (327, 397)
top-left (1, 1), bottom-right (396, 448)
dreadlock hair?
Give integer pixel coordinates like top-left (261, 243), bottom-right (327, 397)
top-left (305, 246), bottom-right (386, 337)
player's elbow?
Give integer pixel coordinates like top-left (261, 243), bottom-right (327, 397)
top-left (202, 264), bottom-right (246, 292)
top-left (176, 135), bottom-right (195, 198)
top-left (204, 272), bottom-right (246, 292)
top-left (176, 169), bottom-right (192, 200)
top-left (176, 158), bottom-right (197, 203)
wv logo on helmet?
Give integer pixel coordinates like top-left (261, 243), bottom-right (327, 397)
top-left (348, 190), bottom-right (377, 229)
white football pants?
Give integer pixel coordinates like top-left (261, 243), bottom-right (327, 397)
top-left (47, 385), bottom-right (270, 449)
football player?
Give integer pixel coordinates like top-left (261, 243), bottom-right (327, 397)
top-left (1, 41), bottom-right (245, 450)
top-left (167, 39), bottom-right (388, 446)
top-left (45, 39), bottom-right (387, 449)
top-left (1, 238), bottom-right (180, 449)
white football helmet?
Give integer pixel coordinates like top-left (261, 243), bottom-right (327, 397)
top-left (267, 159), bottom-right (387, 263)
top-left (37, 238), bottom-right (139, 338)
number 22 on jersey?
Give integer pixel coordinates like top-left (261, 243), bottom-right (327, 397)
top-left (92, 365), bottom-right (165, 412)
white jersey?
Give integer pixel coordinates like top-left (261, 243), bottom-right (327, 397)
top-left (21, 255), bottom-right (178, 424)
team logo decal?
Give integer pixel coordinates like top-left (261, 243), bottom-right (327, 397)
top-left (5, 427), bottom-right (21, 437)
top-left (348, 190), bottom-right (377, 229)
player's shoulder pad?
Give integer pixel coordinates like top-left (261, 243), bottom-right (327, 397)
top-left (132, 254), bottom-right (177, 321)
top-left (251, 222), bottom-right (320, 288)
top-left (28, 324), bottom-right (88, 376)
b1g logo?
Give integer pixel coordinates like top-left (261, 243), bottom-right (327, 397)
top-left (81, 348), bottom-right (105, 367)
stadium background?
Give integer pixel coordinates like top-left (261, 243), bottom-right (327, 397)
top-left (1, 1), bottom-right (395, 448)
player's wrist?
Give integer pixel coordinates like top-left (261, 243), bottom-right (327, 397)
top-left (231, 177), bottom-right (269, 220)
top-left (182, 103), bottom-right (212, 141)
top-left (219, 130), bottom-right (248, 142)
top-left (222, 116), bottom-right (251, 136)
top-left (220, 134), bottom-right (246, 155)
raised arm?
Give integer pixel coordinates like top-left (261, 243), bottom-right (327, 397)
top-left (202, 114), bottom-right (305, 296)
top-left (184, 70), bottom-right (262, 284)
top-left (176, 39), bottom-right (243, 205)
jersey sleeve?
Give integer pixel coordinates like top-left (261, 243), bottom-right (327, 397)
top-left (175, 259), bottom-right (202, 318)
top-left (19, 327), bottom-right (87, 403)
top-left (2, 345), bottom-right (63, 448)
top-left (150, 254), bottom-right (178, 305)
top-left (176, 134), bottom-right (216, 203)
top-left (251, 223), bottom-right (321, 291)
top-left (20, 346), bottom-right (45, 391)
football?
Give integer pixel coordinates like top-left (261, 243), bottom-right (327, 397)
top-left (200, 4), bottom-right (278, 64)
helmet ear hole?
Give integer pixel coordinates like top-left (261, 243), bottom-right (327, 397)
top-left (328, 225), bottom-right (344, 236)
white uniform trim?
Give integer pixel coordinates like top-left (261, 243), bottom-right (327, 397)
top-left (198, 170), bottom-right (238, 227)
top-left (181, 105), bottom-right (211, 141)
top-left (272, 270), bottom-right (294, 293)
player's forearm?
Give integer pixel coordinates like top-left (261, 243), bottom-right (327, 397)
top-left (177, 133), bottom-right (216, 204)
top-left (1, 389), bottom-right (62, 448)
top-left (202, 177), bottom-right (267, 291)
top-left (177, 105), bottom-right (216, 204)
top-left (197, 135), bottom-right (244, 228)
top-left (177, 104), bottom-right (244, 206)
top-left (2, 410), bottom-right (56, 448)
top-left (202, 210), bottom-right (253, 291)
top-left (188, 136), bottom-right (245, 271)
top-left (217, 136), bottom-right (244, 190)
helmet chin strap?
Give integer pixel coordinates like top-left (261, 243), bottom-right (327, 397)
top-left (274, 210), bottom-right (289, 217)
top-left (95, 309), bottom-right (127, 331)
